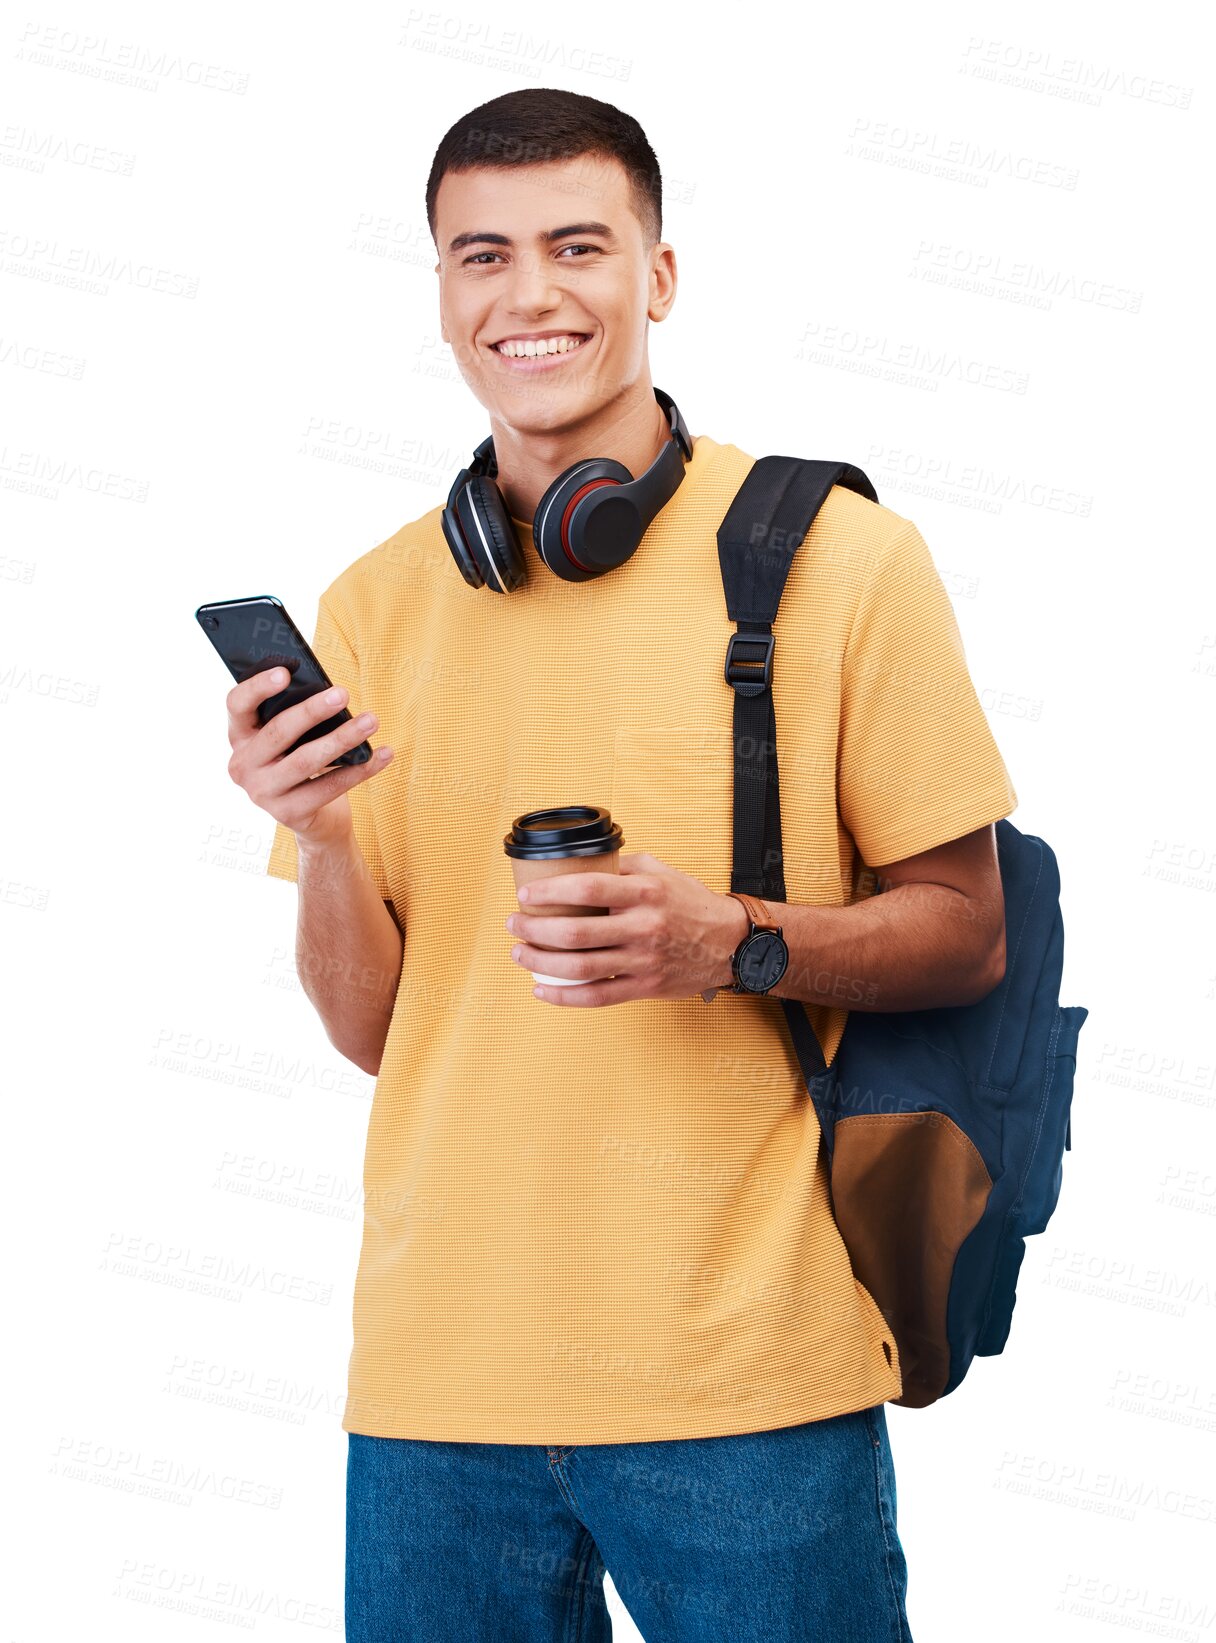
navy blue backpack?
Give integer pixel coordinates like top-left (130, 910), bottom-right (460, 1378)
top-left (716, 457), bottom-right (1088, 1408)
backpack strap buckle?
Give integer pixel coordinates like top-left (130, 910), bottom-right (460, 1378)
top-left (724, 627), bottom-right (774, 696)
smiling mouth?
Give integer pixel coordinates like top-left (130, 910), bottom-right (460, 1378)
top-left (488, 332), bottom-right (592, 366)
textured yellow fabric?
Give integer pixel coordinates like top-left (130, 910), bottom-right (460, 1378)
top-left (266, 432), bottom-right (1017, 1443)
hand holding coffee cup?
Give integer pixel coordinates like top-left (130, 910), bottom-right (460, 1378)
top-left (503, 805), bottom-right (623, 987)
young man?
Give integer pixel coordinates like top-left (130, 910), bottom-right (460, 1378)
top-left (229, 87), bottom-right (1015, 1641)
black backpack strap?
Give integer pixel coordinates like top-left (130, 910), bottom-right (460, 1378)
top-left (716, 456), bottom-right (879, 1132)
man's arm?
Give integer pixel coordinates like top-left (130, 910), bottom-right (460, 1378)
top-left (752, 823), bottom-right (1006, 1012)
top-left (798, 513), bottom-right (1015, 1015)
top-left (256, 590), bottom-right (402, 1072)
top-left (293, 822), bottom-right (404, 1076)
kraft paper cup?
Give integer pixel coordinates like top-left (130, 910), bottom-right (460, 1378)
top-left (503, 805), bottom-right (624, 988)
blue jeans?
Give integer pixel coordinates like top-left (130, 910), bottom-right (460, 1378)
top-left (345, 1403), bottom-right (913, 1640)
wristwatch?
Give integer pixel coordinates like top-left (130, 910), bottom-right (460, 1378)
top-left (726, 891), bottom-right (789, 995)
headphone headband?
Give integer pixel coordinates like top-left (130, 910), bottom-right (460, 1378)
top-left (465, 386), bottom-right (692, 484)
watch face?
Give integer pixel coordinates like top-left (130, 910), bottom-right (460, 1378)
top-left (738, 931), bottom-right (788, 993)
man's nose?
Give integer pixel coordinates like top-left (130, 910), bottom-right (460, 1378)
top-left (502, 248), bottom-right (566, 313)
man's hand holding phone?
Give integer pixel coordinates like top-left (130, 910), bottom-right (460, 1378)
top-left (227, 666), bottom-right (394, 851)
top-left (199, 595), bottom-right (401, 1069)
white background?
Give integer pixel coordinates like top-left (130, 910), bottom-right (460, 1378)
top-left (3, 1), bottom-right (1213, 1638)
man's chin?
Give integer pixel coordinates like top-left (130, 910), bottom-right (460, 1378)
top-left (468, 370), bottom-right (617, 431)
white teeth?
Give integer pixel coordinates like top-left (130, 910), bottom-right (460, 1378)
top-left (494, 334), bottom-right (586, 358)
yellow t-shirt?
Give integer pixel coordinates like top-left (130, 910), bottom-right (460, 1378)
top-left (266, 432), bottom-right (1017, 1443)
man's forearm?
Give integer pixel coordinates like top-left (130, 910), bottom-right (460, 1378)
top-left (706, 878), bottom-right (1002, 1012)
top-left (765, 879), bottom-right (1002, 1011)
top-left (295, 828), bottom-right (403, 1074)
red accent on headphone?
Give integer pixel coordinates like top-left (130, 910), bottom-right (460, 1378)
top-left (560, 479), bottom-right (619, 572)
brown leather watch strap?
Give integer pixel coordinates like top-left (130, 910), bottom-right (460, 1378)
top-left (727, 891), bottom-right (779, 932)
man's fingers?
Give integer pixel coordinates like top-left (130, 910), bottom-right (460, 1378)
top-left (247, 728), bottom-right (392, 811)
top-left (227, 672), bottom-right (355, 762)
top-left (227, 665), bottom-right (334, 751)
top-left (269, 708), bottom-right (383, 789)
top-left (272, 746), bottom-right (394, 829)
top-left (226, 664), bottom-right (295, 733)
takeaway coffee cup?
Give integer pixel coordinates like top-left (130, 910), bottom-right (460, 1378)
top-left (503, 805), bottom-right (624, 987)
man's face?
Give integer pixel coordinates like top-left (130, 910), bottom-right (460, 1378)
top-left (433, 153), bottom-right (675, 435)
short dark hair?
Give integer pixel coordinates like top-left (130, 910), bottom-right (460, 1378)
top-left (426, 87), bottom-right (662, 252)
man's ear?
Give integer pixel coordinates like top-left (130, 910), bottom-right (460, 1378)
top-left (648, 242), bottom-right (677, 324)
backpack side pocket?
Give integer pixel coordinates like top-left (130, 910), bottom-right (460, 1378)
top-left (1014, 1004), bottom-right (1087, 1238)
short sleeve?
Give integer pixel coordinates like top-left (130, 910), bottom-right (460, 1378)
top-left (837, 521), bottom-right (1017, 868)
top-left (265, 592), bottom-right (392, 899)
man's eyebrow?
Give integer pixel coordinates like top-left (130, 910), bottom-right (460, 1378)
top-left (446, 221), bottom-right (618, 255)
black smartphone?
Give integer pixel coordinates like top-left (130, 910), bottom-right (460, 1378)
top-left (195, 595), bottom-right (373, 768)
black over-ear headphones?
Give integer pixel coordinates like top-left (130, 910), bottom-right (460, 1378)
top-left (441, 387), bottom-right (693, 592)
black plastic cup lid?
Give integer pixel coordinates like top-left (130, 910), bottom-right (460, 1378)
top-left (503, 804), bottom-right (624, 861)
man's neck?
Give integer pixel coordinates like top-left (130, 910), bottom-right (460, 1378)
top-left (489, 386), bottom-right (672, 526)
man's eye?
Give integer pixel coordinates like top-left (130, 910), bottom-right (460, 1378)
top-left (462, 244), bottom-right (600, 267)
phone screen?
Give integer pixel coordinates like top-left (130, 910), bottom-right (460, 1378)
top-left (195, 595), bottom-right (372, 768)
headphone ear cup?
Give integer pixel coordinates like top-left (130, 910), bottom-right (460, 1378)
top-left (534, 459), bottom-right (637, 582)
top-left (442, 481), bottom-right (486, 588)
top-left (457, 476), bottom-right (527, 593)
